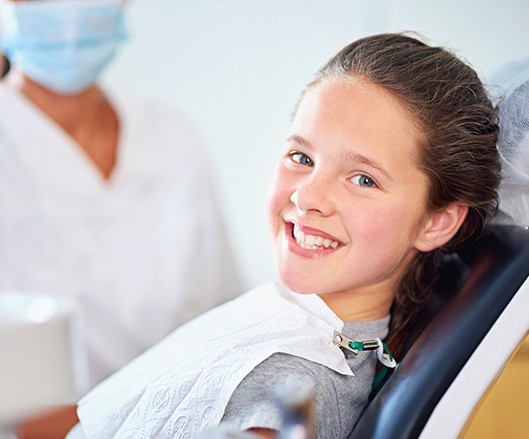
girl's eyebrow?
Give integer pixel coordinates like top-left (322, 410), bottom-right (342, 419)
top-left (339, 149), bottom-right (392, 180)
top-left (286, 134), bottom-right (392, 180)
top-left (286, 134), bottom-right (311, 148)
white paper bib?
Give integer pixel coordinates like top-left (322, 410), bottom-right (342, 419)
top-left (77, 282), bottom-right (352, 438)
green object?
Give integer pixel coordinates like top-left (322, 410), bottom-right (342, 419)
top-left (343, 336), bottom-right (396, 393)
top-left (382, 342), bottom-right (394, 361)
top-left (372, 366), bottom-right (389, 392)
top-left (371, 342), bottom-right (395, 393)
top-left (349, 341), bottom-right (365, 350)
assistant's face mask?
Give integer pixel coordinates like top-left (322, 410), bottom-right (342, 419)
top-left (0, 0), bottom-right (128, 95)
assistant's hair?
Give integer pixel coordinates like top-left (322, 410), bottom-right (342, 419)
top-left (308, 33), bottom-right (501, 359)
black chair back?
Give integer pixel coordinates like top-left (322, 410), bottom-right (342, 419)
top-left (349, 225), bottom-right (529, 439)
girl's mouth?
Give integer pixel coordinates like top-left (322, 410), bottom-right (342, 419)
top-left (284, 222), bottom-right (343, 259)
top-left (292, 224), bottom-right (340, 250)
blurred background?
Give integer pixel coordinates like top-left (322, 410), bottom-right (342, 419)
top-left (103, 0), bottom-right (529, 289)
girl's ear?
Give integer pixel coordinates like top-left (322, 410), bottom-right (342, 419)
top-left (414, 203), bottom-right (469, 252)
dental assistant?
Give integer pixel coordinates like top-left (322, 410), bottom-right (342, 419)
top-left (0, 0), bottom-right (242, 436)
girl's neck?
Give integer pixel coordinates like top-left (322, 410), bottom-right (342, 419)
top-left (318, 288), bottom-right (394, 322)
top-left (318, 248), bottom-right (419, 322)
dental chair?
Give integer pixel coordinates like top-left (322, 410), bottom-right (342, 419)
top-left (349, 224), bottom-right (529, 439)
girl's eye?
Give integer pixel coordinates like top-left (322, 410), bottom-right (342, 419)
top-left (289, 151), bottom-right (314, 167)
top-left (350, 174), bottom-right (377, 188)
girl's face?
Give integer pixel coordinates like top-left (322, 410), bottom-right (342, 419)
top-left (267, 76), bottom-right (432, 320)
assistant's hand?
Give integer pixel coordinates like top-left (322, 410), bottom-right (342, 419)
top-left (16, 405), bottom-right (79, 439)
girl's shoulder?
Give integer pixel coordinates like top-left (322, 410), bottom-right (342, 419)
top-left (223, 351), bottom-right (374, 438)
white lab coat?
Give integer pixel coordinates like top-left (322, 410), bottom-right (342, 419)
top-left (0, 83), bottom-right (243, 388)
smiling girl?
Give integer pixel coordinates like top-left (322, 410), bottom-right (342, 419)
top-left (70, 33), bottom-right (500, 439)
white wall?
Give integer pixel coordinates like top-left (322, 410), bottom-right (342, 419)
top-left (103, 0), bottom-right (529, 289)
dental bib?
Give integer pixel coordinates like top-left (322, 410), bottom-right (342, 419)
top-left (77, 282), bottom-right (353, 438)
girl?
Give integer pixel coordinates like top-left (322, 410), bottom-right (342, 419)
top-left (70, 33), bottom-right (500, 439)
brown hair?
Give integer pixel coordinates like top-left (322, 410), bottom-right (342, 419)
top-left (306, 33), bottom-right (501, 359)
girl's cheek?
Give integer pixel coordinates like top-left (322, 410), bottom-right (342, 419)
top-left (267, 173), bottom-right (293, 225)
top-left (267, 184), bottom-right (287, 218)
top-left (343, 204), bottom-right (386, 241)
top-left (267, 168), bottom-right (290, 203)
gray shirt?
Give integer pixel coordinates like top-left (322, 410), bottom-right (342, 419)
top-left (219, 316), bottom-right (390, 439)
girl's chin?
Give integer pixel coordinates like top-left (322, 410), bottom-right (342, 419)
top-left (278, 274), bottom-right (317, 295)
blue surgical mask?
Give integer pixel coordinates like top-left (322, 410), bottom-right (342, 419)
top-left (0, 0), bottom-right (128, 95)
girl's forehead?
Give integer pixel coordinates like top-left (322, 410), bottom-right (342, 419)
top-left (290, 76), bottom-right (428, 179)
top-left (298, 76), bottom-right (408, 121)
top-left (295, 77), bottom-right (424, 146)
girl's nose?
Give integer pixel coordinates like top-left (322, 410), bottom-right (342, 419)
top-left (289, 177), bottom-right (334, 217)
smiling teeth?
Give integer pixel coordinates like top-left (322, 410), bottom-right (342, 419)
top-left (293, 225), bottom-right (339, 250)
